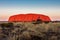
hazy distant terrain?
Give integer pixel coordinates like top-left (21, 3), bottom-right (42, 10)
top-left (0, 21), bottom-right (60, 40)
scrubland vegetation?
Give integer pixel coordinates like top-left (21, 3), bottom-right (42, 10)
top-left (0, 21), bottom-right (60, 40)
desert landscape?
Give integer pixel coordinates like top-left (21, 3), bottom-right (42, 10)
top-left (0, 21), bottom-right (60, 40)
top-left (0, 0), bottom-right (60, 40)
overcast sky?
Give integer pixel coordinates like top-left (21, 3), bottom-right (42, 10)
top-left (0, 0), bottom-right (60, 21)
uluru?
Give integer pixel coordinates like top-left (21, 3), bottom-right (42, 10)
top-left (8, 13), bottom-right (51, 22)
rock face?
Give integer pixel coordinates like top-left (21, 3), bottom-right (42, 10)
top-left (8, 13), bottom-right (51, 22)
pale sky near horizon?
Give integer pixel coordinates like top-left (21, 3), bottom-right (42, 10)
top-left (0, 0), bottom-right (60, 21)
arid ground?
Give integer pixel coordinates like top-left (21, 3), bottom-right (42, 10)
top-left (0, 21), bottom-right (60, 40)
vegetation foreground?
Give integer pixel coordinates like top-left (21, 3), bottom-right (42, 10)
top-left (0, 21), bottom-right (60, 40)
